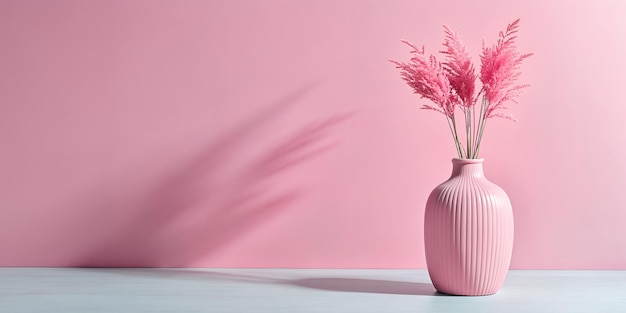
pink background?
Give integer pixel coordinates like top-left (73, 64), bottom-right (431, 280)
top-left (1, 0), bottom-right (625, 269)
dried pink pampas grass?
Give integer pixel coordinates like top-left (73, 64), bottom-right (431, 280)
top-left (391, 19), bottom-right (532, 158)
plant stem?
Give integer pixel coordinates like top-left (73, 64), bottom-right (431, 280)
top-left (445, 116), bottom-right (459, 157)
top-left (473, 94), bottom-right (487, 158)
top-left (472, 95), bottom-right (479, 157)
top-left (473, 118), bottom-right (487, 158)
top-left (465, 106), bottom-right (472, 158)
top-left (446, 116), bottom-right (462, 158)
top-left (449, 116), bottom-right (465, 158)
top-left (473, 96), bottom-right (489, 158)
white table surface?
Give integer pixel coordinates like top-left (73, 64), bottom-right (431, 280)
top-left (1, 268), bottom-right (625, 313)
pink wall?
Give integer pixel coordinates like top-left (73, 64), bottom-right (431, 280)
top-left (1, 0), bottom-right (625, 269)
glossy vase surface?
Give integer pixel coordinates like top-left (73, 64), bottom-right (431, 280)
top-left (424, 158), bottom-right (514, 296)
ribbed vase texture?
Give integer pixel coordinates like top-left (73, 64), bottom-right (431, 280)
top-left (424, 158), bottom-right (514, 296)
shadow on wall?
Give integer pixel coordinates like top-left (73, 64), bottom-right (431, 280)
top-left (75, 84), bottom-right (353, 267)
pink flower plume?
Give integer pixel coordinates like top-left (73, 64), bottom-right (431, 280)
top-left (390, 40), bottom-right (456, 118)
top-left (390, 19), bottom-right (531, 158)
top-left (480, 19), bottom-right (533, 119)
top-left (441, 25), bottom-right (476, 108)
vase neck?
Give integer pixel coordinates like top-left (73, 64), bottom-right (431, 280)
top-left (450, 158), bottom-right (485, 178)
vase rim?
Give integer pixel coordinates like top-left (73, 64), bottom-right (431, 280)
top-left (452, 158), bottom-right (484, 164)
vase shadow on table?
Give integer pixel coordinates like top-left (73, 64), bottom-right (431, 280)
top-left (290, 277), bottom-right (444, 296)
top-left (84, 268), bottom-right (444, 296)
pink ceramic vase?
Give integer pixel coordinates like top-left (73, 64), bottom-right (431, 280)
top-left (424, 158), bottom-right (514, 296)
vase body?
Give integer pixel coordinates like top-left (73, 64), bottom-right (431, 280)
top-left (424, 158), bottom-right (514, 296)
